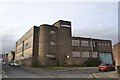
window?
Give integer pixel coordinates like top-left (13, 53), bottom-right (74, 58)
top-left (72, 40), bottom-right (80, 46)
top-left (61, 24), bottom-right (71, 27)
top-left (99, 43), bottom-right (101, 45)
top-left (108, 44), bottom-right (110, 46)
top-left (81, 41), bottom-right (89, 46)
top-left (26, 43), bottom-right (28, 46)
top-left (50, 41), bottom-right (55, 45)
top-left (82, 52), bottom-right (89, 57)
top-left (102, 43), bottom-right (104, 46)
top-left (91, 52), bottom-right (98, 58)
top-left (46, 53), bottom-right (55, 58)
top-left (90, 41), bottom-right (95, 47)
top-left (73, 51), bottom-right (80, 57)
top-left (51, 30), bottom-right (55, 34)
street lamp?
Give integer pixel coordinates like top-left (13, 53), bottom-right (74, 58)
top-left (67, 55), bottom-right (70, 58)
top-left (90, 37), bottom-right (93, 57)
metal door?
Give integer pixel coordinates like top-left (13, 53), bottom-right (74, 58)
top-left (99, 53), bottom-right (112, 64)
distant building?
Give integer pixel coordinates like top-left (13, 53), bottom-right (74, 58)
top-left (2, 53), bottom-right (8, 62)
top-left (113, 42), bottom-right (120, 66)
top-left (7, 51), bottom-right (15, 63)
top-left (2, 51), bottom-right (15, 64)
top-left (15, 20), bottom-right (113, 67)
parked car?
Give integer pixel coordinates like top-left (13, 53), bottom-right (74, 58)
top-left (14, 63), bottom-right (20, 67)
top-left (2, 62), bottom-right (6, 65)
top-left (10, 62), bottom-right (14, 66)
top-left (98, 63), bottom-right (116, 72)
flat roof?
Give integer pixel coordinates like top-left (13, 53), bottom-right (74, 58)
top-left (72, 36), bottom-right (111, 41)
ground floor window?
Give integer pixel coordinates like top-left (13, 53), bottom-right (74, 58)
top-left (91, 52), bottom-right (98, 58)
top-left (82, 52), bottom-right (90, 57)
top-left (72, 51), bottom-right (81, 58)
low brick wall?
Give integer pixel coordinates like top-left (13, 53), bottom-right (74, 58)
top-left (117, 66), bottom-right (120, 74)
top-left (20, 58), bottom-right (32, 67)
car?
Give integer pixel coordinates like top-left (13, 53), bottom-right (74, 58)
top-left (2, 62), bottom-right (6, 65)
top-left (10, 62), bottom-right (14, 66)
top-left (98, 63), bottom-right (116, 72)
top-left (14, 63), bottom-right (20, 67)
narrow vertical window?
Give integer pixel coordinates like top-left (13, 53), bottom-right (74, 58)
top-left (51, 30), bottom-right (55, 34)
top-left (50, 41), bottom-right (55, 45)
top-left (72, 40), bottom-right (80, 46)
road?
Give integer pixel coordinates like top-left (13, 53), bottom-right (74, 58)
top-left (2, 65), bottom-right (99, 78)
top-left (2, 65), bottom-right (53, 78)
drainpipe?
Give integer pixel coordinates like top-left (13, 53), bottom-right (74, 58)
top-left (117, 43), bottom-right (120, 75)
top-left (90, 38), bottom-right (93, 57)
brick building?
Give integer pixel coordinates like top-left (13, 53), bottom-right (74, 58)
top-left (7, 51), bottom-right (15, 63)
top-left (2, 51), bottom-right (15, 64)
top-left (15, 20), bottom-right (113, 67)
top-left (72, 37), bottom-right (113, 65)
top-left (113, 42), bottom-right (120, 66)
top-left (2, 53), bottom-right (8, 63)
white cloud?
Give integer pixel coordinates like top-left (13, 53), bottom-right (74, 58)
top-left (0, 2), bottom-right (118, 53)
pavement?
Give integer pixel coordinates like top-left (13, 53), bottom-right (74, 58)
top-left (90, 71), bottom-right (119, 78)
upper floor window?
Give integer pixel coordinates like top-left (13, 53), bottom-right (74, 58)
top-left (25, 43), bottom-right (28, 46)
top-left (50, 41), bottom-right (55, 45)
top-left (90, 41), bottom-right (95, 47)
top-left (51, 30), bottom-right (55, 34)
top-left (61, 24), bottom-right (71, 27)
top-left (81, 41), bottom-right (89, 47)
top-left (91, 52), bottom-right (98, 58)
top-left (72, 40), bottom-right (80, 46)
top-left (99, 43), bottom-right (101, 46)
top-left (102, 43), bottom-right (104, 46)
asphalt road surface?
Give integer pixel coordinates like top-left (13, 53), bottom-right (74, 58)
top-left (2, 64), bottom-right (99, 78)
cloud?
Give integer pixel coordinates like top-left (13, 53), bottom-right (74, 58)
top-left (73, 24), bottom-right (118, 45)
top-left (1, 34), bottom-right (16, 53)
top-left (0, 2), bottom-right (118, 53)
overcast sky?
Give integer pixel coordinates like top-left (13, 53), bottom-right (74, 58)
top-left (0, 0), bottom-right (118, 53)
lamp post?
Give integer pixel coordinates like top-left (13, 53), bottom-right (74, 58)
top-left (90, 37), bottom-right (93, 57)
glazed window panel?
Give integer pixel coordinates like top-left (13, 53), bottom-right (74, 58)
top-left (73, 51), bottom-right (80, 57)
top-left (92, 52), bottom-right (98, 58)
top-left (50, 41), bottom-right (55, 45)
top-left (72, 40), bottom-right (80, 46)
top-left (82, 52), bottom-right (90, 57)
top-left (61, 24), bottom-right (71, 27)
top-left (51, 30), bottom-right (55, 34)
top-left (90, 41), bottom-right (96, 47)
top-left (81, 41), bottom-right (89, 46)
